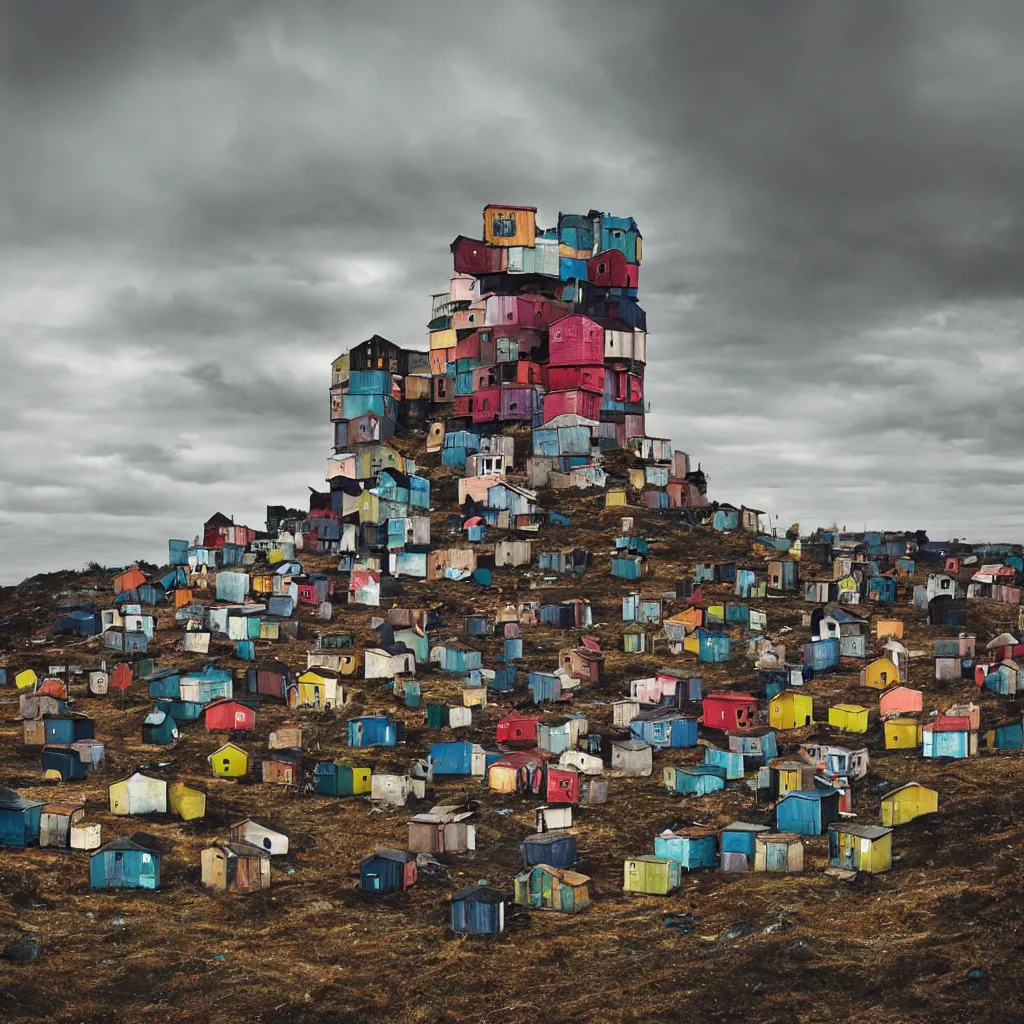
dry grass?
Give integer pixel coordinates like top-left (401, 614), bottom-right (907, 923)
top-left (2, 490), bottom-right (1024, 1023)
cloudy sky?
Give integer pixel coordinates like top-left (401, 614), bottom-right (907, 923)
top-left (2, 1), bottom-right (1024, 583)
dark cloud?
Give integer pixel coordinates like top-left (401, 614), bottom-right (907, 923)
top-left (2, 0), bottom-right (1024, 580)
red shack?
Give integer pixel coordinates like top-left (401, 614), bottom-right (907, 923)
top-left (495, 711), bottom-right (540, 745)
top-left (543, 389), bottom-right (602, 422)
top-left (587, 248), bottom-right (639, 289)
top-left (702, 692), bottom-right (759, 732)
top-left (451, 236), bottom-right (506, 276)
top-left (548, 314), bottom-right (606, 365)
top-left (204, 700), bottom-right (257, 733)
top-left (544, 765), bottom-right (580, 804)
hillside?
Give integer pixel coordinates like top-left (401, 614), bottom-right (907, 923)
top-left (2, 468), bottom-right (1023, 1024)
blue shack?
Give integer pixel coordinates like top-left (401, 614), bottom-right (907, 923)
top-left (503, 637), bottom-right (523, 661)
top-left (313, 761), bottom-right (370, 797)
top-left (160, 567), bottom-right (189, 591)
top-left (156, 699), bottom-right (204, 723)
top-left (521, 832), bottom-right (577, 869)
top-left (611, 555), bottom-right (647, 580)
top-left (0, 788), bottom-right (45, 846)
top-left (450, 885), bottom-right (506, 935)
top-left (988, 718), bottom-right (1024, 750)
top-left (654, 829), bottom-right (718, 870)
top-left (42, 714), bottom-right (94, 746)
top-left (430, 741), bottom-right (484, 776)
top-left (268, 595), bottom-right (294, 617)
top-left (142, 710), bottom-right (179, 746)
top-left (725, 603), bottom-right (750, 627)
top-left (697, 629), bottom-right (731, 664)
top-left (734, 569), bottom-right (758, 598)
top-left (490, 666), bottom-right (518, 692)
top-left (89, 835), bottom-right (161, 890)
top-left (464, 616), bottom-right (491, 637)
top-left (434, 644), bottom-right (483, 674)
top-left (359, 848), bottom-right (417, 894)
top-left (615, 536), bottom-right (649, 555)
top-left (147, 669), bottom-right (181, 700)
top-left (169, 539), bottom-right (189, 565)
top-left (41, 747), bottom-right (89, 781)
top-left (867, 576), bottom-right (897, 604)
top-left (713, 507), bottom-right (740, 531)
top-left (665, 765), bottom-right (726, 796)
top-left (775, 789), bottom-right (842, 836)
top-left (347, 716), bottom-right (404, 748)
top-left (984, 664), bottom-right (1016, 695)
top-left (124, 631), bottom-right (149, 653)
top-left (179, 666), bottom-right (233, 705)
top-left (53, 609), bottom-right (102, 636)
top-left (802, 637), bottom-right (840, 672)
top-left (703, 746), bottom-right (745, 780)
top-left (719, 821), bottom-right (772, 871)
top-left (528, 671), bottom-right (564, 704)
top-left (629, 709), bottom-right (698, 749)
top-left (137, 583), bottom-right (165, 606)
top-left (922, 722), bottom-right (975, 759)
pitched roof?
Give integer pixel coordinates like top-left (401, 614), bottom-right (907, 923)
top-left (451, 884), bottom-right (506, 903)
top-left (365, 847), bottom-right (414, 864)
top-left (829, 823), bottom-right (891, 840)
top-left (211, 840), bottom-right (270, 859)
top-left (0, 788), bottom-right (45, 811)
top-left (96, 835), bottom-right (161, 854)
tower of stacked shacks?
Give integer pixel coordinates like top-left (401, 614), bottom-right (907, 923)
top-left (321, 205), bottom-right (709, 589)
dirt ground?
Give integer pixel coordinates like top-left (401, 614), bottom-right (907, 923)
top-left (2, 460), bottom-right (1024, 1024)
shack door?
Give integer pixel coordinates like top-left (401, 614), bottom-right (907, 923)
top-left (138, 852), bottom-right (156, 888)
top-left (529, 870), bottom-right (546, 908)
top-left (766, 843), bottom-right (788, 872)
top-left (112, 851), bottom-right (125, 884)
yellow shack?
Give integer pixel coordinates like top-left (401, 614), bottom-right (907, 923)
top-left (768, 691), bottom-right (814, 730)
top-left (168, 782), bottom-right (207, 821)
top-left (829, 704), bottom-right (869, 734)
top-left (208, 742), bottom-right (249, 778)
top-left (828, 823), bottom-right (892, 873)
top-left (884, 717), bottom-right (922, 750)
top-left (881, 782), bottom-right (938, 826)
top-left (861, 657), bottom-right (900, 690)
top-left (622, 856), bottom-right (681, 895)
top-left (15, 669), bottom-right (38, 689)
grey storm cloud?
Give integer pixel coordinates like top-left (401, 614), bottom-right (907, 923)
top-left (2, 0), bottom-right (1024, 581)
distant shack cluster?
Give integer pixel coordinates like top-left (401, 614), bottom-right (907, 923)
top-left (4, 206), bottom-right (1024, 944)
